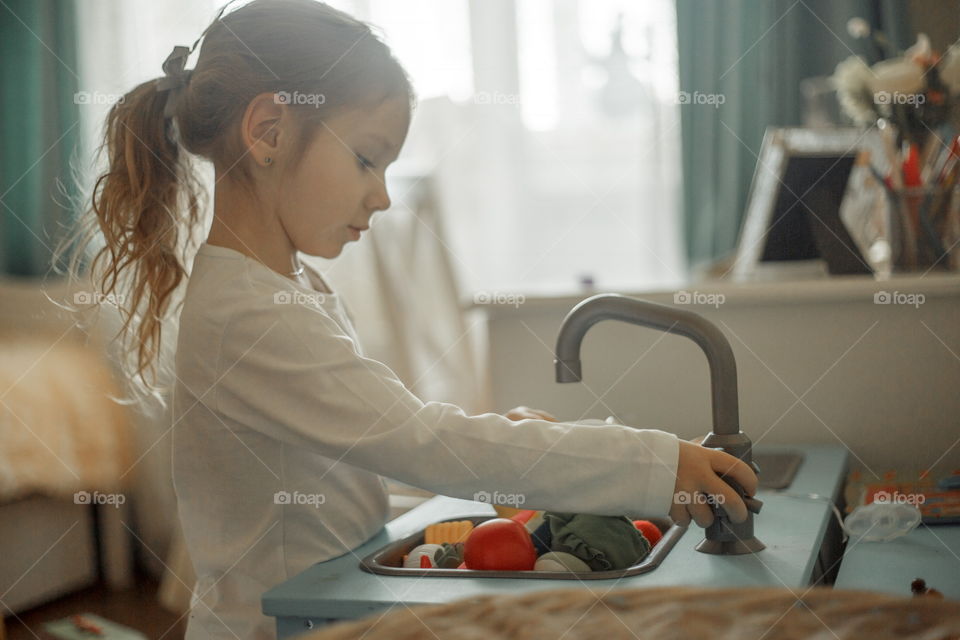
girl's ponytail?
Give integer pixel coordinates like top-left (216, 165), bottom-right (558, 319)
top-left (55, 60), bottom-right (205, 406)
top-left (91, 70), bottom-right (204, 396)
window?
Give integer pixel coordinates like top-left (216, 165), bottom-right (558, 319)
top-left (344, 0), bottom-right (685, 293)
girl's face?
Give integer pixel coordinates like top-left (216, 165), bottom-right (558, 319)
top-left (280, 95), bottom-right (410, 259)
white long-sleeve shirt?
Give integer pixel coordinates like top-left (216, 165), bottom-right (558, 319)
top-left (172, 242), bottom-right (679, 640)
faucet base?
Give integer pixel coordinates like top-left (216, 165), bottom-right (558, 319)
top-left (695, 537), bottom-right (766, 555)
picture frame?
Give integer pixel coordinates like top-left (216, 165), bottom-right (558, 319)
top-left (731, 127), bottom-right (873, 280)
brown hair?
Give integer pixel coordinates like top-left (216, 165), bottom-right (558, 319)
top-left (53, 0), bottom-right (414, 406)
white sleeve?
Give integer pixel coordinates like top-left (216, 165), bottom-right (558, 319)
top-left (214, 302), bottom-right (679, 517)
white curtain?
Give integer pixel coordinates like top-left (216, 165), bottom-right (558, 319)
top-left (333, 0), bottom-right (686, 293)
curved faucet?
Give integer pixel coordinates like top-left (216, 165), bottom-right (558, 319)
top-left (554, 293), bottom-right (764, 555)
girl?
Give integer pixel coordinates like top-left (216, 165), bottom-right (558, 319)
top-left (66, 1), bottom-right (757, 638)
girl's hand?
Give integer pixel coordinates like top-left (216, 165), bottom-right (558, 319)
top-left (505, 406), bottom-right (558, 422)
top-left (669, 440), bottom-right (758, 529)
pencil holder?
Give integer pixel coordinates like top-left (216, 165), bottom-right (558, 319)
top-left (883, 185), bottom-right (960, 273)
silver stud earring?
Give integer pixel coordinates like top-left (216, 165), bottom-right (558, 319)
top-left (264, 156), bottom-right (272, 166)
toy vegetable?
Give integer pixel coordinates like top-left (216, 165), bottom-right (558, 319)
top-left (633, 520), bottom-right (663, 546)
top-left (463, 518), bottom-right (537, 570)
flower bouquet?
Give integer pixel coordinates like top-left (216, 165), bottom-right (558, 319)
top-left (832, 20), bottom-right (960, 272)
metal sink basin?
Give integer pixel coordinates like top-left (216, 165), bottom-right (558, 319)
top-left (753, 451), bottom-right (805, 490)
top-left (359, 515), bottom-right (685, 580)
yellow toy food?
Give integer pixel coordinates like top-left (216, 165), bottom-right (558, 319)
top-left (424, 520), bottom-right (474, 545)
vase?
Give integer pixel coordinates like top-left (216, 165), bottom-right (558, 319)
top-left (883, 185), bottom-right (960, 273)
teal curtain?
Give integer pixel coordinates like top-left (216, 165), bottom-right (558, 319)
top-left (0, 0), bottom-right (81, 278)
top-left (676, 0), bottom-right (911, 271)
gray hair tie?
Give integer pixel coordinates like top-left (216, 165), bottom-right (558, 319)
top-left (156, 45), bottom-right (194, 119)
top-left (154, 0), bottom-right (245, 120)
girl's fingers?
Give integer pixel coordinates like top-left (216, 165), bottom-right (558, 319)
top-left (505, 406), bottom-right (557, 422)
top-left (704, 475), bottom-right (748, 523)
top-left (709, 450), bottom-right (759, 497)
top-left (687, 498), bottom-right (715, 528)
top-left (518, 407), bottom-right (557, 421)
top-left (504, 406), bottom-right (532, 420)
top-left (669, 501), bottom-right (691, 527)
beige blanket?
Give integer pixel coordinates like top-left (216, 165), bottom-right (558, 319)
top-left (0, 337), bottom-right (135, 501)
top-left (307, 585), bottom-right (960, 639)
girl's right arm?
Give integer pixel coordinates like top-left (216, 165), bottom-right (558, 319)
top-left (206, 300), bottom-right (750, 521)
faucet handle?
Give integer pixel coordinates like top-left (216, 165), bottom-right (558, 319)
top-left (742, 495), bottom-right (764, 515)
top-left (715, 475), bottom-right (763, 519)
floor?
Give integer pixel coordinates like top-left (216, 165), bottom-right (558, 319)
top-left (4, 572), bottom-right (186, 640)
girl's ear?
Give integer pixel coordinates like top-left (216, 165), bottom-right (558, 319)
top-left (241, 92), bottom-right (285, 166)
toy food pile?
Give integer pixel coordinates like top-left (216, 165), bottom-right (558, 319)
top-left (400, 506), bottom-right (662, 574)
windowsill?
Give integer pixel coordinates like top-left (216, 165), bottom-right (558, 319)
top-left (467, 270), bottom-right (960, 316)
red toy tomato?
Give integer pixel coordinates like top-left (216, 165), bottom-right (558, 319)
top-left (633, 520), bottom-right (663, 546)
top-left (463, 518), bottom-right (537, 570)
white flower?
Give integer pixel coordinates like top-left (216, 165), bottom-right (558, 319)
top-left (905, 33), bottom-right (933, 65)
top-left (871, 58), bottom-right (925, 94)
top-left (939, 39), bottom-right (960, 95)
top-left (847, 18), bottom-right (871, 40)
top-left (833, 56), bottom-right (873, 93)
top-left (832, 55), bottom-right (876, 125)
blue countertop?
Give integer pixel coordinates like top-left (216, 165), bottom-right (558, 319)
top-left (263, 444), bottom-right (848, 627)
top-left (835, 523), bottom-right (960, 598)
